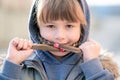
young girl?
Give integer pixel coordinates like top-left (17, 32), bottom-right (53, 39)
top-left (0, 0), bottom-right (118, 80)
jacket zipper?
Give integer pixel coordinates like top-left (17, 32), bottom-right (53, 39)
top-left (25, 60), bottom-right (48, 80)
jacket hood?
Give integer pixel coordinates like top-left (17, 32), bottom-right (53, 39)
top-left (28, 0), bottom-right (90, 45)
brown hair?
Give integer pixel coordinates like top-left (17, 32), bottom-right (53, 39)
top-left (36, 0), bottom-right (86, 25)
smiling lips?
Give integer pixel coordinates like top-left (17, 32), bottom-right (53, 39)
top-left (53, 43), bottom-right (65, 52)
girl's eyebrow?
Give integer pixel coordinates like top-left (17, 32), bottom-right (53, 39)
top-left (43, 22), bottom-right (54, 25)
top-left (46, 22), bottom-right (55, 24)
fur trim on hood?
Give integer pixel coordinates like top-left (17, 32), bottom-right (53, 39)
top-left (100, 52), bottom-right (120, 79)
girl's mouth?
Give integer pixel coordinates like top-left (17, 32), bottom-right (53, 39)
top-left (32, 42), bottom-right (81, 53)
top-left (53, 43), bottom-right (65, 52)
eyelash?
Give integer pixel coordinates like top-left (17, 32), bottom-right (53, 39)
top-left (46, 25), bottom-right (55, 28)
top-left (66, 25), bottom-right (73, 28)
top-left (46, 24), bottom-right (74, 29)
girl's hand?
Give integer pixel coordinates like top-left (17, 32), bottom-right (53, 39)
top-left (79, 39), bottom-right (101, 62)
top-left (6, 37), bottom-right (34, 64)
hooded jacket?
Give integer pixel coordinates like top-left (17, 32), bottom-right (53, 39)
top-left (0, 0), bottom-right (119, 80)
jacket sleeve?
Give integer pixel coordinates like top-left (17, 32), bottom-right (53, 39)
top-left (0, 60), bottom-right (23, 80)
top-left (80, 58), bottom-right (114, 80)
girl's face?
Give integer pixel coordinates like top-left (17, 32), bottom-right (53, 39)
top-left (38, 20), bottom-right (81, 59)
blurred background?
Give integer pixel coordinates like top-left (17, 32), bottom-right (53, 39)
top-left (87, 0), bottom-right (120, 68)
top-left (0, 0), bottom-right (32, 67)
top-left (0, 0), bottom-right (120, 77)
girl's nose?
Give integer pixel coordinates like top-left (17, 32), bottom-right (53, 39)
top-left (54, 29), bottom-right (66, 42)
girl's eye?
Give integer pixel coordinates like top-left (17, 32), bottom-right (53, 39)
top-left (46, 25), bottom-right (55, 28)
top-left (66, 25), bottom-right (73, 28)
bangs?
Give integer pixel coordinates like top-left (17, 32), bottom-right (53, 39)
top-left (37, 0), bottom-right (86, 25)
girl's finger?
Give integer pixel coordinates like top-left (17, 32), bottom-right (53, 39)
top-left (23, 39), bottom-right (28, 50)
top-left (11, 37), bottom-right (19, 46)
top-left (28, 40), bottom-right (33, 49)
top-left (16, 39), bottom-right (24, 50)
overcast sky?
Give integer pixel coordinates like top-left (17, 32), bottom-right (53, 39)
top-left (87, 0), bottom-right (120, 6)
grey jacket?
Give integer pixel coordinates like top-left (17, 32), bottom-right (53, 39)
top-left (0, 53), bottom-right (114, 80)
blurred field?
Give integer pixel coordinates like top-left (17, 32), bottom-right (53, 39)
top-left (0, 0), bottom-right (32, 48)
top-left (0, 0), bottom-right (32, 69)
